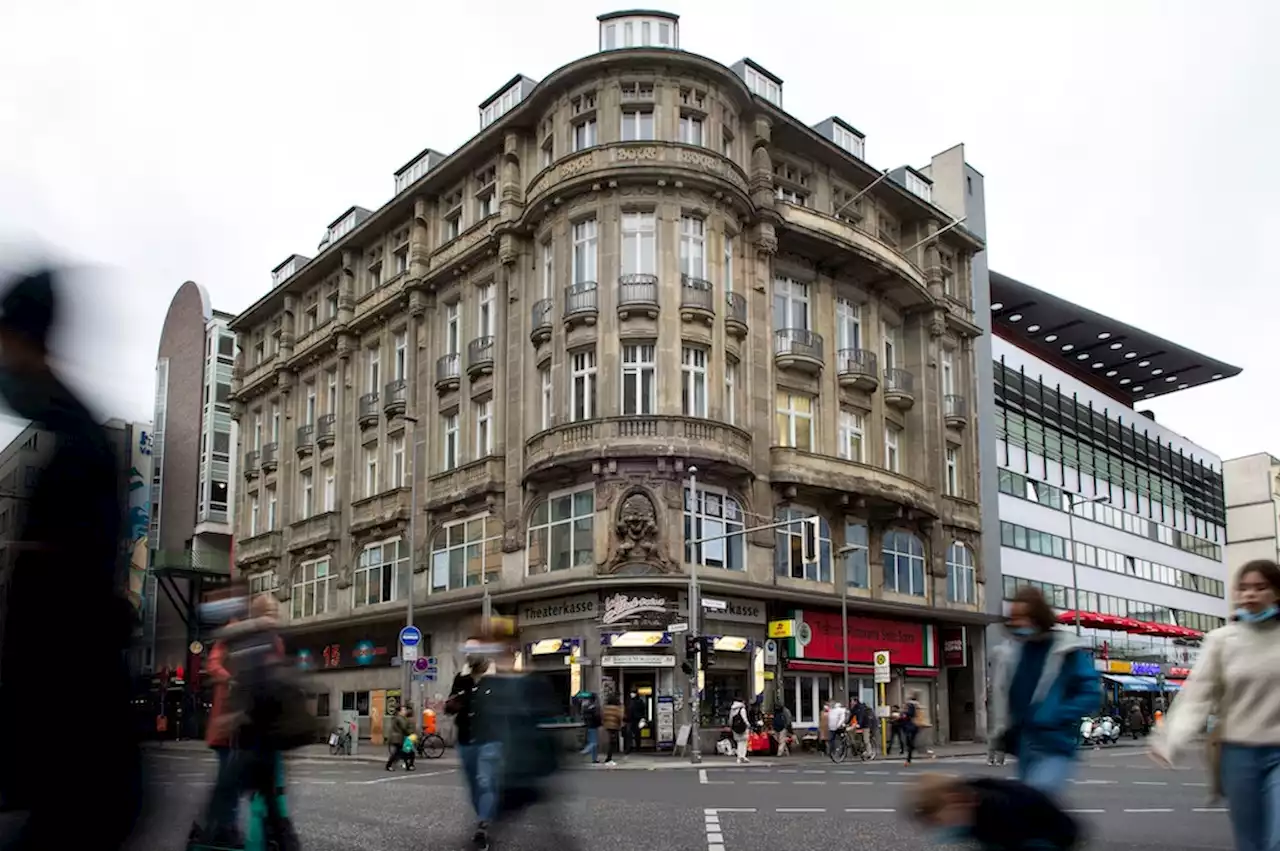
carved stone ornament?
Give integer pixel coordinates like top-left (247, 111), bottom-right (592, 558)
top-left (607, 488), bottom-right (672, 573)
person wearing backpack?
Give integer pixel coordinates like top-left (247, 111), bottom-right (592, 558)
top-left (581, 694), bottom-right (602, 764)
top-left (771, 703), bottom-right (793, 756)
top-left (902, 695), bottom-right (921, 765)
top-left (729, 697), bottom-right (751, 764)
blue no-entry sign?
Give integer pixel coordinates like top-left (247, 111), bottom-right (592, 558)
top-left (399, 626), bottom-right (422, 647)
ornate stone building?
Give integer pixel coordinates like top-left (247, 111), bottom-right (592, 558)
top-left (230, 10), bottom-right (990, 747)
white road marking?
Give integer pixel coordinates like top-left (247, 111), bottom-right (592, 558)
top-left (886, 781), bottom-right (909, 786)
top-left (841, 781), bottom-right (873, 785)
top-left (349, 770), bottom-right (451, 785)
top-left (1124, 808), bottom-right (1173, 813)
top-left (1133, 781), bottom-right (1167, 786)
top-left (1193, 808), bottom-right (1228, 813)
top-left (864, 770), bottom-right (889, 775)
top-left (1064, 809), bottom-right (1106, 814)
top-left (748, 780), bottom-right (780, 785)
top-left (1182, 782), bottom-right (1207, 787)
top-left (803, 769), bottom-right (826, 774)
top-left (776, 807), bottom-right (826, 813)
top-left (1069, 779), bottom-right (1117, 785)
top-left (699, 769), bottom-right (709, 785)
top-left (794, 781), bottom-right (826, 785)
top-left (846, 808), bottom-right (896, 813)
top-left (714, 807), bottom-right (757, 813)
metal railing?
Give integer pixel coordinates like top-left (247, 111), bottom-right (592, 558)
top-left (680, 275), bottom-right (714, 311)
top-left (316, 413), bottom-right (336, 443)
top-left (435, 352), bottom-right (460, 383)
top-left (260, 442), bottom-right (279, 468)
top-left (384, 378), bottom-right (408, 407)
top-left (244, 450), bottom-right (260, 472)
top-left (617, 273), bottom-right (659, 308)
top-left (296, 423), bottom-right (315, 450)
top-left (468, 336), bottom-right (495, 366)
top-left (885, 368), bottom-right (914, 395)
top-left (358, 392), bottom-right (380, 419)
top-left (773, 327), bottom-right (824, 360)
top-left (564, 281), bottom-right (598, 317)
top-left (836, 348), bottom-right (878, 378)
top-left (944, 394), bottom-right (967, 419)
top-left (531, 298), bottom-right (553, 331)
top-left (726, 291), bottom-right (747, 325)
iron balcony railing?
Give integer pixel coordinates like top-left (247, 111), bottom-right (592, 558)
top-left (774, 327), bottom-right (824, 361)
top-left (680, 274), bottom-right (714, 311)
top-left (886, 368), bottom-right (914, 395)
top-left (617, 273), bottom-right (659, 308)
top-left (564, 281), bottom-right (598, 317)
top-left (836, 348), bottom-right (878, 378)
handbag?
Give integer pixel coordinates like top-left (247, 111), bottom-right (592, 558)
top-left (1205, 633), bottom-right (1227, 802)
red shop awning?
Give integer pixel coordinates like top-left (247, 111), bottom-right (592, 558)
top-left (1136, 621), bottom-right (1203, 640)
top-left (1056, 610), bottom-right (1146, 632)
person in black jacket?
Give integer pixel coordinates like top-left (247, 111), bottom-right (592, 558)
top-left (0, 269), bottom-right (142, 851)
top-left (908, 773), bottom-right (1082, 851)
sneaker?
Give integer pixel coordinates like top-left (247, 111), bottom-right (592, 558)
top-left (605, 760), bottom-right (617, 766)
top-left (473, 822), bottom-right (490, 850)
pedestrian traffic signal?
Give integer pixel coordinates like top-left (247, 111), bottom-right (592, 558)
top-left (801, 516), bottom-right (820, 563)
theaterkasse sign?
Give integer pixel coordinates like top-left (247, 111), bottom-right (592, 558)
top-left (518, 593), bottom-right (598, 626)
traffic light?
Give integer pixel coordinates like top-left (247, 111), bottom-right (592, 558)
top-left (700, 636), bottom-right (717, 669)
top-left (801, 516), bottom-right (820, 563)
top-left (682, 634), bottom-right (699, 676)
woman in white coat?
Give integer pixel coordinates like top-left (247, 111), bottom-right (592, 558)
top-left (1151, 559), bottom-right (1280, 851)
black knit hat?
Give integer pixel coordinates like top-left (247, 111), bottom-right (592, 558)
top-left (0, 268), bottom-right (58, 350)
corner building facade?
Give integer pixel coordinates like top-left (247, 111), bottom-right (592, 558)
top-left (230, 11), bottom-right (990, 749)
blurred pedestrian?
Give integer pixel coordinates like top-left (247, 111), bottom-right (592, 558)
top-left (0, 268), bottom-right (142, 850)
top-left (989, 585), bottom-right (1099, 795)
top-left (888, 704), bottom-right (906, 755)
top-left (1151, 559), bottom-right (1280, 851)
top-left (730, 696), bottom-right (752, 764)
top-left (908, 772), bottom-right (1082, 851)
top-left (581, 693), bottom-right (601, 764)
top-left (626, 689), bottom-right (645, 753)
top-left (385, 703), bottom-right (415, 772)
top-left (601, 693), bottom-right (623, 766)
top-left (902, 693), bottom-right (922, 765)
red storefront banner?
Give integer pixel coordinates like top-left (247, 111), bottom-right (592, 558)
top-left (795, 610), bottom-right (933, 667)
top-left (942, 626), bottom-right (967, 667)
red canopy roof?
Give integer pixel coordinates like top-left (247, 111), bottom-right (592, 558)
top-left (1054, 611), bottom-right (1203, 639)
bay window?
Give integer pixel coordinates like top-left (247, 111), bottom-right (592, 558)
top-left (527, 487), bottom-right (595, 574)
top-left (684, 486), bottom-right (744, 570)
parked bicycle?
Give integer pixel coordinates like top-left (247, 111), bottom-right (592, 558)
top-left (415, 732), bottom-right (446, 759)
top-left (329, 726), bottom-right (352, 756)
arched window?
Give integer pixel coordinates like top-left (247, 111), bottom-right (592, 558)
top-left (882, 530), bottom-right (925, 596)
top-left (684, 487), bottom-right (745, 571)
top-left (291, 557), bottom-right (334, 620)
top-left (526, 487), bottom-right (595, 575)
top-left (775, 506), bottom-right (831, 581)
top-left (431, 514), bottom-right (502, 591)
top-left (946, 542), bottom-right (976, 604)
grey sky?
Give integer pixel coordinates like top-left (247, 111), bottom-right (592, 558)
top-left (0, 0), bottom-right (1274, 460)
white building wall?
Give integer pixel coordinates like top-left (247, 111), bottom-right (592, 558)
top-left (1224, 453), bottom-right (1280, 585)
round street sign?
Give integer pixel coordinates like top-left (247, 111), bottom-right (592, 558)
top-left (414, 657), bottom-right (431, 672)
top-left (399, 626), bottom-right (423, 647)
top-left (874, 652), bottom-right (888, 667)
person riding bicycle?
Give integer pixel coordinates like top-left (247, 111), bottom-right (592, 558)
top-left (826, 701), bottom-right (849, 755)
top-left (850, 697), bottom-right (874, 756)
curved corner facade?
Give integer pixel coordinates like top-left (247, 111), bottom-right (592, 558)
top-left (229, 18), bottom-right (989, 748)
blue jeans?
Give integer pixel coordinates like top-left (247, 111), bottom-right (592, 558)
top-left (1018, 746), bottom-right (1075, 795)
top-left (1220, 743), bottom-right (1280, 851)
top-left (459, 742), bottom-right (503, 824)
top-left (585, 727), bottom-right (599, 763)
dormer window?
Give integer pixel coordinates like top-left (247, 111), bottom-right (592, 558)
top-left (905, 171), bottom-right (933, 203)
top-left (742, 64), bottom-right (782, 106)
top-left (833, 124), bottom-right (865, 160)
top-left (599, 12), bottom-right (678, 51)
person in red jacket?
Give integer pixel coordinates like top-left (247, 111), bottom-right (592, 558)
top-left (196, 607), bottom-right (247, 847)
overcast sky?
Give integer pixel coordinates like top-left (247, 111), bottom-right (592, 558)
top-left (0, 0), bottom-right (1274, 463)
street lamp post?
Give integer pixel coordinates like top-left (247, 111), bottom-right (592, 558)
top-left (403, 414), bottom-right (424, 727)
top-left (836, 542), bottom-right (868, 704)
top-left (686, 466), bottom-right (702, 765)
top-left (1067, 493), bottom-right (1110, 636)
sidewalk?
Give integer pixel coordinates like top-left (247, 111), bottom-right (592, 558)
top-left (144, 737), bottom-right (1141, 770)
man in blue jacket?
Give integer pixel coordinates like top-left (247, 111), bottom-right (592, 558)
top-left (989, 586), bottom-right (1100, 795)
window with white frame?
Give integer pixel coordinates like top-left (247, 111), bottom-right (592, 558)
top-left (252, 412), bottom-right (261, 451)
top-left (679, 216), bottom-right (705, 278)
top-left (292, 557), bottom-right (333, 620)
top-left (836, 298), bottom-right (862, 350)
top-left (721, 125), bottom-right (734, 159)
top-left (541, 136), bottom-right (553, 169)
top-left (845, 521), bottom-right (869, 588)
top-left (782, 673), bottom-right (832, 727)
top-left (725, 359), bottom-right (737, 425)
top-left (431, 514), bottom-right (500, 591)
top-left (678, 113), bottom-right (704, 146)
top-left (266, 485), bottom-right (277, 531)
top-left (838, 410), bottom-right (865, 462)
top-left (570, 349), bottom-right (597, 422)
top-left (905, 171), bottom-right (932, 203)
top-left (882, 321), bottom-right (899, 369)
top-left (772, 277), bottom-right (811, 332)
top-left (299, 469), bottom-right (313, 519)
top-left (391, 435), bottom-right (406, 488)
top-left (620, 108), bottom-right (654, 141)
top-left (947, 541), bottom-right (976, 604)
top-left (885, 424), bottom-right (901, 473)
top-left (527, 487), bottom-right (595, 574)
top-left (684, 486), bottom-right (745, 570)
top-left (539, 365), bottom-right (553, 429)
top-left (393, 330), bottom-right (407, 381)
top-left (270, 401), bottom-right (280, 442)
top-left (364, 445), bottom-right (379, 496)
top-left (743, 66), bottom-right (781, 106)
top-left (395, 246), bottom-right (408, 276)
top-left (322, 460), bottom-right (335, 512)
top-left (945, 446), bottom-right (959, 496)
top-left (478, 282), bottom-right (495, 338)
top-left (326, 368), bottom-right (338, 414)
top-left (445, 302), bottom-right (460, 355)
top-left (832, 124), bottom-right (864, 159)
top-left (366, 346), bottom-right (380, 394)
top-left (621, 343), bottom-right (656, 415)
top-left (353, 538), bottom-right (409, 608)
top-left (775, 391), bottom-right (814, 452)
top-left (540, 241), bottom-right (553, 298)
top-left (621, 212), bottom-right (656, 276)
top-left (941, 348), bottom-right (955, 397)
top-left (724, 234), bottom-right (734, 292)
top-left (883, 530), bottom-right (926, 596)
top-left (572, 219), bottom-right (597, 284)
top-left (248, 572), bottom-right (274, 596)
top-left (775, 506), bottom-right (830, 581)
top-left (249, 493), bottom-right (259, 536)
top-left (673, 345), bottom-right (706, 417)
top-left (475, 399), bottom-right (493, 456)
top-left (775, 185), bottom-right (808, 206)
top-left (304, 383), bottom-right (316, 425)
top-left (442, 412), bottom-right (459, 470)
top-left (572, 117), bottom-right (597, 152)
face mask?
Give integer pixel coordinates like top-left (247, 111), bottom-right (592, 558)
top-left (1236, 605), bottom-right (1278, 624)
top-left (933, 826), bottom-right (970, 845)
top-left (1010, 626), bottom-right (1037, 639)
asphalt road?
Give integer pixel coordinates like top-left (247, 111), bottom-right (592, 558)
top-left (41, 746), bottom-right (1232, 850)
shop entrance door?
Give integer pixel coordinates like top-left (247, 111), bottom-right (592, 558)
top-left (619, 670), bottom-right (656, 750)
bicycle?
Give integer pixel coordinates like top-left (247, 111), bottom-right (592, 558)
top-left (415, 732), bottom-right (446, 759)
top-left (828, 726), bottom-right (851, 763)
top-left (328, 727), bottom-right (352, 756)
